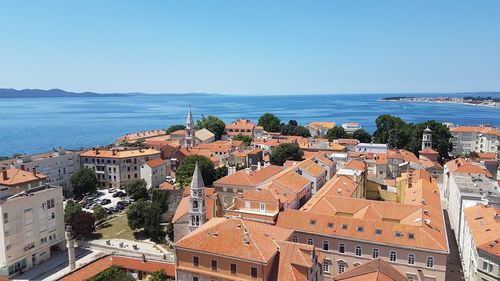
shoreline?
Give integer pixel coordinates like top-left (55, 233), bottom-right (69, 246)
top-left (378, 99), bottom-right (500, 109)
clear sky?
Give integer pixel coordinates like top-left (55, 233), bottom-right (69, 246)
top-left (1, 0), bottom-right (499, 95)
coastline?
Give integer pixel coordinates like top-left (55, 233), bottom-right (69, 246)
top-left (378, 99), bottom-right (500, 109)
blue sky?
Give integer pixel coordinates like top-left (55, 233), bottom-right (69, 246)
top-left (1, 1), bottom-right (499, 95)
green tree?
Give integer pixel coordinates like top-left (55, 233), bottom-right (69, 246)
top-left (151, 189), bottom-right (169, 213)
top-left (127, 200), bottom-right (149, 230)
top-left (149, 270), bottom-right (170, 281)
top-left (326, 127), bottom-right (347, 141)
top-left (232, 134), bottom-right (253, 146)
top-left (176, 155), bottom-right (215, 187)
top-left (407, 120), bottom-right (452, 162)
top-left (270, 143), bottom-right (303, 166)
top-left (214, 166), bottom-right (228, 181)
top-left (69, 167), bottom-right (98, 199)
top-left (350, 129), bottom-right (372, 143)
top-left (166, 124), bottom-right (186, 133)
top-left (68, 211), bottom-right (95, 239)
top-left (373, 115), bottom-right (411, 148)
top-left (92, 205), bottom-right (108, 223)
top-left (88, 265), bottom-right (135, 281)
top-left (258, 113), bottom-right (282, 132)
top-left (125, 179), bottom-right (149, 201)
top-left (195, 115), bottom-right (226, 140)
top-left (144, 202), bottom-right (165, 242)
top-left (294, 126), bottom-right (311, 137)
top-left (64, 200), bottom-right (83, 223)
top-left (280, 120), bottom-right (311, 137)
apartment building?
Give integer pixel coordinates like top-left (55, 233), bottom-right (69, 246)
top-left (0, 149), bottom-right (80, 196)
top-left (306, 122), bottom-right (336, 138)
top-left (461, 204), bottom-right (500, 281)
top-left (175, 217), bottom-right (324, 281)
top-left (140, 158), bottom-right (167, 189)
top-left (0, 167), bottom-right (47, 193)
top-left (223, 119), bottom-right (264, 140)
top-left (79, 148), bottom-right (161, 188)
top-left (450, 126), bottom-right (500, 155)
top-left (277, 170), bottom-right (449, 281)
top-left (0, 185), bottom-right (65, 277)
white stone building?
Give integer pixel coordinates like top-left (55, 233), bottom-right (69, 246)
top-left (0, 185), bottom-right (65, 278)
top-left (450, 126), bottom-right (499, 155)
top-left (140, 158), bottom-right (167, 189)
top-left (355, 143), bottom-right (388, 154)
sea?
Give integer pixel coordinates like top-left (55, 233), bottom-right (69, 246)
top-left (0, 93), bottom-right (499, 156)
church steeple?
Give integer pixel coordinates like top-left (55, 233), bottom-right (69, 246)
top-left (184, 106), bottom-right (195, 148)
top-left (188, 162), bottom-right (206, 232)
top-left (422, 127), bottom-right (432, 150)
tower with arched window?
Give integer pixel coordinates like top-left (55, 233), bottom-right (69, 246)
top-left (422, 127), bottom-right (432, 150)
top-left (184, 107), bottom-right (195, 148)
top-left (188, 162), bottom-right (206, 232)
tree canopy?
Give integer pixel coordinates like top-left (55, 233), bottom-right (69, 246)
top-left (281, 120), bottom-right (311, 137)
top-left (196, 115), bottom-right (225, 140)
top-left (127, 200), bottom-right (149, 230)
top-left (125, 179), bottom-right (149, 201)
top-left (350, 129), bottom-right (372, 143)
top-left (258, 113), bottom-right (282, 132)
top-left (92, 204), bottom-right (108, 223)
top-left (149, 270), bottom-right (171, 281)
top-left (166, 124), bottom-right (185, 133)
top-left (144, 202), bottom-right (165, 242)
top-left (70, 167), bottom-right (97, 199)
top-left (176, 155), bottom-right (215, 187)
top-left (232, 134), bottom-right (253, 146)
top-left (326, 127), bottom-right (347, 141)
top-left (270, 143), bottom-right (303, 166)
top-left (65, 201), bottom-right (95, 239)
top-left (88, 266), bottom-right (134, 281)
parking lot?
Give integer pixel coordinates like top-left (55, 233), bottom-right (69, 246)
top-left (80, 188), bottom-right (132, 214)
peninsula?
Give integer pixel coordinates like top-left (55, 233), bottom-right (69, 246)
top-left (380, 95), bottom-right (500, 109)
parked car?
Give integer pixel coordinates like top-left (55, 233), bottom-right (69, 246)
top-left (84, 203), bottom-right (95, 210)
top-left (108, 188), bottom-right (117, 194)
top-left (101, 199), bottom-right (111, 205)
top-left (115, 204), bottom-right (125, 211)
top-left (94, 198), bottom-right (103, 204)
top-left (118, 200), bottom-right (130, 206)
top-left (113, 191), bottom-right (126, 198)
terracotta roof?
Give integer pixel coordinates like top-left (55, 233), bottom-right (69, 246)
top-left (419, 148), bottom-right (439, 155)
top-left (145, 139), bottom-right (181, 148)
top-left (175, 217), bottom-right (293, 263)
top-left (464, 204), bottom-right (500, 257)
top-left (60, 255), bottom-right (175, 281)
top-left (172, 194), bottom-right (216, 223)
top-left (337, 139), bottom-right (360, 145)
top-left (117, 129), bottom-right (168, 142)
top-left (225, 119), bottom-right (261, 130)
top-left (159, 182), bottom-right (174, 190)
top-left (399, 150), bottom-right (420, 163)
top-left (445, 158), bottom-right (492, 177)
top-left (195, 128), bottom-right (215, 141)
top-left (273, 170), bottom-right (310, 193)
top-left (145, 158), bottom-right (165, 168)
top-left (80, 149), bottom-right (161, 159)
top-left (333, 258), bottom-right (408, 281)
top-left (478, 153), bottom-right (498, 160)
top-left (194, 140), bottom-right (243, 153)
top-left (344, 159), bottom-right (366, 171)
top-left (240, 186), bottom-right (281, 203)
top-left (298, 159), bottom-right (325, 177)
top-left (275, 240), bottom-right (317, 281)
top-left (451, 126), bottom-right (500, 136)
top-left (170, 129), bottom-right (186, 135)
top-left (303, 175), bottom-right (358, 201)
top-left (307, 122), bottom-right (336, 129)
top-left (213, 165), bottom-right (282, 187)
top-left (0, 168), bottom-right (46, 186)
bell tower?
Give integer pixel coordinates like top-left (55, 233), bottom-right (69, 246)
top-left (422, 127), bottom-right (432, 150)
top-left (188, 162), bottom-right (206, 232)
top-left (184, 107), bottom-right (195, 148)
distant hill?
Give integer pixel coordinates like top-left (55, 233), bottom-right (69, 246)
top-left (0, 88), bottom-right (130, 98)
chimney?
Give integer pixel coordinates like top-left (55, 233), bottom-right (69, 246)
top-left (257, 162), bottom-right (261, 171)
top-left (20, 164), bottom-right (25, 171)
top-left (33, 166), bottom-right (37, 176)
top-left (2, 166), bottom-right (7, 181)
top-left (243, 228), bottom-right (250, 245)
top-left (112, 149), bottom-right (117, 156)
top-left (95, 148), bottom-right (100, 155)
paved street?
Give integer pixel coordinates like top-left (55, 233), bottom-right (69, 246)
top-left (444, 210), bottom-right (465, 281)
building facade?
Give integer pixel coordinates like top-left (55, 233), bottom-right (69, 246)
top-left (450, 126), bottom-right (499, 155)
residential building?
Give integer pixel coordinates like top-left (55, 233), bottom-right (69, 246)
top-left (223, 119), bottom-right (264, 140)
top-left (0, 167), bottom-right (47, 194)
top-left (307, 122), bottom-right (336, 138)
top-left (461, 204), bottom-right (500, 281)
top-left (140, 158), bottom-right (166, 189)
top-left (341, 123), bottom-right (361, 134)
top-left (0, 185), bottom-right (65, 278)
top-left (0, 149), bottom-right (80, 196)
top-left (333, 258), bottom-right (408, 281)
top-left (59, 254), bottom-right (175, 281)
top-left (213, 165), bottom-right (283, 209)
top-left (450, 126), bottom-right (500, 155)
top-left (115, 129), bottom-right (168, 145)
top-left (336, 139), bottom-right (359, 152)
top-left (79, 148), bottom-right (161, 188)
top-left (175, 217), bottom-right (324, 281)
top-left (355, 143), bottom-right (388, 154)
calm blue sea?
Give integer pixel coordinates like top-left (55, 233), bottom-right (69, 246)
top-left (0, 93), bottom-right (499, 156)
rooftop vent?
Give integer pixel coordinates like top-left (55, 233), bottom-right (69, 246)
top-left (424, 219), bottom-right (431, 225)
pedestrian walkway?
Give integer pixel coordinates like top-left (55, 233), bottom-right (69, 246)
top-left (82, 238), bottom-right (174, 262)
top-left (444, 210), bottom-right (465, 281)
top-left (12, 247), bottom-right (105, 281)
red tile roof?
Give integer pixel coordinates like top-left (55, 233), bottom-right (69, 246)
top-left (0, 168), bottom-right (46, 186)
top-left (333, 258), bottom-right (408, 281)
top-left (145, 158), bottom-right (165, 168)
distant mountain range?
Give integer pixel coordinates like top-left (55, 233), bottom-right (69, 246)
top-left (0, 88), bottom-right (220, 98)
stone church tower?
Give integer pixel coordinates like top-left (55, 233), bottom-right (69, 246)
top-left (422, 127), bottom-right (432, 150)
top-left (184, 107), bottom-right (195, 148)
top-left (188, 162), bottom-right (206, 232)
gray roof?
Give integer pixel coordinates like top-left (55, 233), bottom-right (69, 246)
top-left (190, 162), bottom-right (205, 190)
top-left (454, 174), bottom-right (500, 199)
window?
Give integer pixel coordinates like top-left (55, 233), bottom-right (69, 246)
top-left (211, 260), bottom-right (217, 271)
top-left (341, 224), bottom-right (348, 230)
top-left (426, 257), bottom-right (434, 268)
top-left (394, 231), bottom-right (403, 237)
top-left (339, 243), bottom-right (345, 253)
top-left (292, 235), bottom-right (298, 243)
top-left (193, 277), bottom-right (199, 281)
top-left (408, 232), bottom-right (415, 239)
top-left (47, 199), bottom-right (55, 209)
top-left (338, 264), bottom-right (345, 274)
top-left (310, 219), bottom-right (317, 225)
top-left (483, 260), bottom-right (494, 272)
top-left (307, 238), bottom-right (313, 245)
top-left (327, 223), bottom-right (334, 228)
top-left (390, 251), bottom-right (397, 262)
top-left (408, 254), bottom-right (415, 265)
top-left (323, 241), bottom-right (329, 250)
top-left (251, 267), bottom-right (258, 278)
top-left (3, 213), bottom-right (8, 223)
top-left (230, 263), bottom-right (237, 274)
top-left (355, 245), bottom-right (362, 256)
top-left (356, 226), bottom-right (364, 232)
top-left (259, 203), bottom-right (265, 212)
top-left (193, 256), bottom-right (199, 267)
top-left (372, 248), bottom-right (379, 259)
top-left (323, 261), bottom-right (329, 273)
